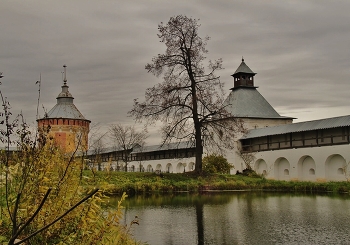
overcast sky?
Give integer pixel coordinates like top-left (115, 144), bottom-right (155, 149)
top-left (1, 0), bottom-right (350, 145)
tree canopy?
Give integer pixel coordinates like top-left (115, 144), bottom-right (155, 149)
top-left (130, 15), bottom-right (242, 173)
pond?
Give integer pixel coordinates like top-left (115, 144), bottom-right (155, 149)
top-left (109, 191), bottom-right (350, 245)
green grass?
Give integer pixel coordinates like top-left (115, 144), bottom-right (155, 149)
top-left (81, 171), bottom-right (350, 195)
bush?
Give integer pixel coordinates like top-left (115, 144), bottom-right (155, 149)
top-left (0, 94), bottom-right (141, 244)
top-left (203, 155), bottom-right (232, 174)
top-left (236, 168), bottom-right (261, 178)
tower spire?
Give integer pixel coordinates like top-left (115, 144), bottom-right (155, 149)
top-left (63, 64), bottom-right (67, 85)
top-left (57, 64), bottom-right (73, 100)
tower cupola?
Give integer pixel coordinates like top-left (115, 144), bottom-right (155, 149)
top-left (56, 64), bottom-right (74, 103)
top-left (231, 57), bottom-right (256, 89)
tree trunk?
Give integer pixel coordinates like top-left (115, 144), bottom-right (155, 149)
top-left (191, 79), bottom-right (202, 173)
top-left (124, 163), bottom-right (128, 172)
top-left (124, 150), bottom-right (128, 172)
top-left (194, 126), bottom-right (203, 173)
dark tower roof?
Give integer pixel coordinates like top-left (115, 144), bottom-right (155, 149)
top-left (232, 58), bottom-right (256, 75)
top-left (224, 59), bottom-right (294, 119)
top-left (44, 65), bottom-right (88, 120)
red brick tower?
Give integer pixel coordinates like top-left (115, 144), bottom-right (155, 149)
top-left (37, 65), bottom-right (91, 153)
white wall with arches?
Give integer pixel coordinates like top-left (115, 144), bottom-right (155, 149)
top-left (247, 144), bottom-right (350, 181)
top-left (129, 157), bottom-right (196, 174)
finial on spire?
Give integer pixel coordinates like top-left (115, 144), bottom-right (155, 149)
top-left (63, 64), bottom-right (67, 85)
top-left (242, 56), bottom-right (244, 62)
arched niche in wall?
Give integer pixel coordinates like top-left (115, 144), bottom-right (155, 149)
top-left (254, 159), bottom-right (268, 176)
top-left (166, 163), bottom-right (173, 173)
top-left (176, 162), bottom-right (185, 173)
top-left (156, 164), bottom-right (162, 172)
top-left (188, 162), bottom-right (195, 172)
top-left (274, 157), bottom-right (291, 181)
top-left (297, 155), bottom-right (316, 181)
top-left (325, 154), bottom-right (347, 181)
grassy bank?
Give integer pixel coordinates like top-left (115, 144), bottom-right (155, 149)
top-left (82, 171), bottom-right (350, 195)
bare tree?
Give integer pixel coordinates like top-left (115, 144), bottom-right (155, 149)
top-left (90, 135), bottom-right (106, 171)
top-left (109, 123), bottom-right (148, 172)
top-left (129, 15), bottom-right (242, 173)
top-left (86, 123), bottom-right (108, 171)
top-left (87, 123), bottom-right (106, 150)
top-left (236, 148), bottom-right (256, 171)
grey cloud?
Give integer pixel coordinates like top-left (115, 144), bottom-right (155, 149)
top-left (1, 0), bottom-right (350, 144)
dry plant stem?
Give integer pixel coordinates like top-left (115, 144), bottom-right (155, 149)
top-left (9, 188), bottom-right (52, 245)
top-left (12, 193), bottom-right (21, 237)
top-left (13, 188), bottom-right (99, 245)
top-left (1, 89), bottom-right (15, 225)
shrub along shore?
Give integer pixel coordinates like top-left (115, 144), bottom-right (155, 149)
top-left (82, 171), bottom-right (350, 195)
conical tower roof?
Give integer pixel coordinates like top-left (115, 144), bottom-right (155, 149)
top-left (224, 88), bottom-right (289, 119)
top-left (232, 58), bottom-right (256, 75)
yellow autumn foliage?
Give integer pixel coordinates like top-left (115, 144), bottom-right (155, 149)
top-left (0, 142), bottom-right (141, 244)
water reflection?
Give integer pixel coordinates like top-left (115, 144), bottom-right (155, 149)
top-left (108, 192), bottom-right (350, 245)
top-left (195, 201), bottom-right (204, 245)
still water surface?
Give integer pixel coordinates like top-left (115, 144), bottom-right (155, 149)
top-left (109, 192), bottom-right (350, 245)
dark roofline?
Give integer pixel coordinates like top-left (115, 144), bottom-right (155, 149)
top-left (235, 116), bottom-right (295, 120)
top-left (86, 141), bottom-right (196, 156)
top-left (131, 141), bottom-right (195, 154)
top-left (230, 86), bottom-right (258, 91)
top-left (37, 117), bottom-right (91, 123)
top-left (242, 115), bottom-right (350, 139)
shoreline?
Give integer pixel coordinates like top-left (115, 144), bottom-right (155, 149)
top-left (82, 171), bottom-right (350, 196)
